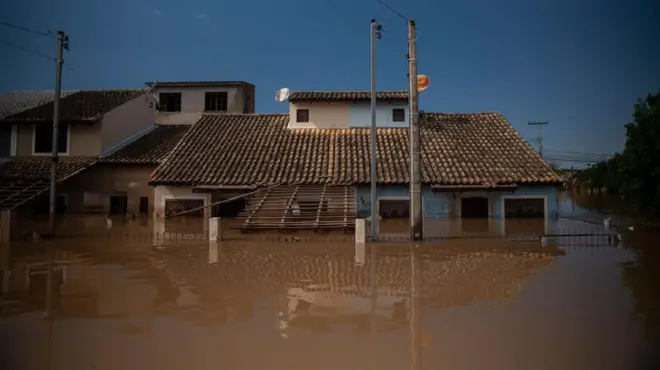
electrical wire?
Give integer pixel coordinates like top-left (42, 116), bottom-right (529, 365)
top-left (0, 21), bottom-right (54, 38)
top-left (1, 41), bottom-right (54, 60)
top-left (373, 0), bottom-right (409, 21)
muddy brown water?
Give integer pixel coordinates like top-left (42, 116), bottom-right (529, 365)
top-left (1, 192), bottom-right (659, 370)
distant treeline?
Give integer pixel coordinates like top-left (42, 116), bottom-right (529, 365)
top-left (576, 91), bottom-right (660, 215)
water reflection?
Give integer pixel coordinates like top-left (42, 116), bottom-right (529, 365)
top-left (1, 229), bottom-right (658, 369)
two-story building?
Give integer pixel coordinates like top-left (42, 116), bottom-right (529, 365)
top-left (148, 80), bottom-right (255, 125)
top-left (0, 81), bottom-right (256, 221)
top-left (149, 90), bottom-right (562, 237)
top-left (0, 89), bottom-right (157, 216)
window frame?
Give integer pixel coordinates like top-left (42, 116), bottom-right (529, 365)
top-left (159, 92), bottom-right (182, 112)
top-left (204, 91), bottom-right (229, 112)
top-left (392, 108), bottom-right (406, 122)
top-left (32, 123), bottom-right (70, 156)
top-left (296, 109), bottom-right (310, 123)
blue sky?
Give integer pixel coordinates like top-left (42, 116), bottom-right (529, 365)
top-left (1, 0), bottom-right (658, 168)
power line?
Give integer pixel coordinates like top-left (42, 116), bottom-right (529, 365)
top-left (1, 41), bottom-right (54, 60)
top-left (1, 40), bottom-right (75, 73)
top-left (0, 21), bottom-right (54, 38)
top-left (373, 0), bottom-right (409, 21)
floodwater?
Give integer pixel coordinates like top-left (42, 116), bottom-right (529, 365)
top-left (1, 193), bottom-right (659, 370)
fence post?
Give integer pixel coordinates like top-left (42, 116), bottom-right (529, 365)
top-left (355, 219), bottom-right (366, 244)
top-left (1, 210), bottom-right (11, 246)
top-left (209, 217), bottom-right (222, 241)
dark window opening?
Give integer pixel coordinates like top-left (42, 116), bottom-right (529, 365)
top-left (159, 93), bottom-right (182, 112)
top-left (0, 125), bottom-right (11, 156)
top-left (296, 109), bottom-right (309, 123)
top-left (461, 197), bottom-right (490, 233)
top-left (379, 199), bottom-right (410, 219)
top-left (34, 195), bottom-right (67, 214)
top-left (205, 91), bottom-right (228, 112)
top-left (461, 197), bottom-right (489, 218)
top-left (34, 124), bottom-right (68, 154)
top-left (109, 196), bottom-right (128, 215)
top-left (139, 197), bottom-right (149, 215)
top-left (504, 198), bottom-right (546, 235)
top-left (392, 108), bottom-right (405, 122)
top-left (211, 194), bottom-right (246, 217)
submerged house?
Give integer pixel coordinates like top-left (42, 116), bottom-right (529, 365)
top-left (0, 89), bottom-right (156, 216)
top-left (149, 90), bottom-right (562, 235)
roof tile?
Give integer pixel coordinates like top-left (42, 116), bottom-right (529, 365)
top-left (101, 125), bottom-right (189, 165)
top-left (151, 113), bottom-right (561, 187)
top-left (0, 90), bottom-right (78, 120)
top-left (1, 90), bottom-right (145, 122)
top-left (288, 91), bottom-right (408, 102)
top-left (0, 156), bottom-right (98, 181)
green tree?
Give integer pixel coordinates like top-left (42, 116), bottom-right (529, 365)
top-left (578, 91), bottom-right (660, 213)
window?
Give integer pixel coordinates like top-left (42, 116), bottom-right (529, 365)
top-left (159, 92), bottom-right (182, 112)
top-left (205, 92), bottom-right (228, 112)
top-left (392, 108), bottom-right (405, 122)
top-left (296, 109), bottom-right (309, 123)
top-left (33, 124), bottom-right (68, 154)
top-left (0, 125), bottom-right (11, 156)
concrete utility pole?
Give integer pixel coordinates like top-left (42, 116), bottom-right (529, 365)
top-left (528, 121), bottom-right (549, 157)
top-left (49, 31), bottom-right (69, 237)
top-left (370, 19), bottom-right (382, 242)
top-left (408, 20), bottom-right (423, 241)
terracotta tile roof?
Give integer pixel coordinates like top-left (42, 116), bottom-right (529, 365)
top-left (288, 91), bottom-right (408, 102)
top-left (101, 125), bottom-right (189, 165)
top-left (0, 156), bottom-right (98, 181)
top-left (1, 89), bottom-right (146, 123)
top-left (151, 113), bottom-right (561, 187)
top-left (0, 90), bottom-right (78, 120)
top-left (145, 81), bottom-right (253, 87)
top-left (0, 156), bottom-right (98, 209)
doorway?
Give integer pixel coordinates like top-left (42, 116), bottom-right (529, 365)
top-left (503, 197), bottom-right (546, 235)
top-left (139, 197), bottom-right (149, 216)
top-left (211, 193), bottom-right (247, 217)
top-left (379, 199), bottom-right (410, 219)
top-left (109, 196), bottom-right (128, 215)
top-left (34, 195), bottom-right (67, 214)
top-left (460, 196), bottom-right (489, 233)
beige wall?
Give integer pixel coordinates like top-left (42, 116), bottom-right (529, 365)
top-left (100, 94), bottom-right (156, 153)
top-left (60, 165), bottom-right (155, 215)
top-left (153, 185), bottom-right (212, 219)
top-left (288, 101), bottom-right (349, 129)
top-left (15, 122), bottom-right (102, 156)
top-left (153, 85), bottom-right (249, 125)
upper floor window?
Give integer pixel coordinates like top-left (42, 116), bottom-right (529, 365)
top-left (392, 108), bottom-right (405, 122)
top-left (159, 93), bottom-right (182, 112)
top-left (205, 92), bottom-right (228, 112)
top-left (296, 109), bottom-right (309, 123)
top-left (33, 123), bottom-right (68, 155)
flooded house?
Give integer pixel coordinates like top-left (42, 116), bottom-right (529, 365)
top-left (0, 81), bottom-right (255, 223)
top-left (149, 90), bottom-right (562, 236)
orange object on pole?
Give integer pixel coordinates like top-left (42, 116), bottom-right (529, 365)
top-left (417, 75), bottom-right (430, 92)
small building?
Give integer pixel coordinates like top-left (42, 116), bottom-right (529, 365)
top-left (0, 89), bottom-right (157, 216)
top-left (147, 80), bottom-right (255, 125)
top-left (149, 90), bottom-right (562, 236)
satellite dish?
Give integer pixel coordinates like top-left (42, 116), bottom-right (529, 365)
top-left (275, 88), bottom-right (290, 103)
top-left (417, 75), bottom-right (430, 92)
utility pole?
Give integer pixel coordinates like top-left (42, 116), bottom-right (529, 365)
top-left (49, 31), bottom-right (69, 237)
top-left (528, 121), bottom-right (549, 157)
top-left (370, 19), bottom-right (382, 242)
top-left (408, 20), bottom-right (423, 241)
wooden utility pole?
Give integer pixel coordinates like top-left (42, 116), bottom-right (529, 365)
top-left (49, 31), bottom-right (69, 237)
top-left (528, 121), bottom-right (549, 157)
top-left (370, 19), bottom-right (381, 241)
top-left (408, 20), bottom-right (423, 241)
